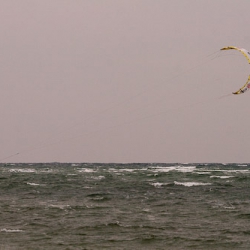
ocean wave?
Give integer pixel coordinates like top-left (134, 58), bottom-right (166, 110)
top-left (150, 182), bottom-right (170, 188)
top-left (150, 166), bottom-right (197, 173)
top-left (1, 228), bottom-right (23, 233)
top-left (71, 163), bottom-right (80, 166)
top-left (48, 204), bottom-right (71, 210)
top-left (77, 168), bottom-right (96, 173)
top-left (113, 168), bottom-right (136, 172)
top-left (27, 182), bottom-right (41, 186)
top-left (195, 171), bottom-right (212, 175)
top-left (174, 181), bottom-right (211, 187)
top-left (225, 170), bottom-right (250, 173)
top-left (8, 168), bottom-right (36, 173)
top-left (210, 176), bottom-right (234, 179)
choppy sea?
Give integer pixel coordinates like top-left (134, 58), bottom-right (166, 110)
top-left (0, 163), bottom-right (250, 250)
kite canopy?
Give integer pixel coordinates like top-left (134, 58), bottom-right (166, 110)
top-left (220, 46), bottom-right (250, 95)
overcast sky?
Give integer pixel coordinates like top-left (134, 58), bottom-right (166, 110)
top-left (1, 0), bottom-right (250, 163)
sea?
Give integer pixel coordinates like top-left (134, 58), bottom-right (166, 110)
top-left (0, 163), bottom-right (249, 250)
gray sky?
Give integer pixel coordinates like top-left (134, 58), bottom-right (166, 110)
top-left (1, 0), bottom-right (250, 163)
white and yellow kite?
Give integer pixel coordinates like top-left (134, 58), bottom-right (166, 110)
top-left (221, 46), bottom-right (250, 95)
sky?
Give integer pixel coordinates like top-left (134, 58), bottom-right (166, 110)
top-left (1, 0), bottom-right (250, 163)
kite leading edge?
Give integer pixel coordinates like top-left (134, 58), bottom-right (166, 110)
top-left (220, 46), bottom-right (250, 95)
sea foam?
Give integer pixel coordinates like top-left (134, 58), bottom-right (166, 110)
top-left (174, 181), bottom-right (211, 187)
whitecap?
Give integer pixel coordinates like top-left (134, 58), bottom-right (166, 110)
top-left (77, 168), bottom-right (96, 173)
top-left (150, 166), bottom-right (177, 173)
top-left (27, 182), bottom-right (40, 186)
top-left (1, 228), bottom-right (23, 233)
top-left (152, 166), bottom-right (196, 173)
top-left (196, 172), bottom-right (211, 175)
top-left (177, 166), bottom-right (197, 172)
top-left (210, 176), bottom-right (234, 179)
top-left (225, 170), bottom-right (249, 173)
top-left (223, 206), bottom-right (235, 209)
top-left (48, 204), bottom-right (70, 209)
top-left (92, 176), bottom-right (105, 180)
top-left (150, 182), bottom-right (169, 188)
top-left (140, 168), bottom-right (148, 171)
top-left (9, 168), bottom-right (36, 173)
top-left (174, 181), bottom-right (211, 187)
top-left (116, 169), bottom-right (135, 172)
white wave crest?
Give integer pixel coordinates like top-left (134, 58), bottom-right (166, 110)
top-left (152, 166), bottom-right (196, 173)
top-left (48, 204), bottom-right (70, 209)
top-left (77, 168), bottom-right (96, 173)
top-left (1, 228), bottom-right (23, 233)
top-left (27, 182), bottom-right (40, 186)
top-left (174, 181), bottom-right (211, 187)
top-left (150, 182), bottom-right (169, 188)
top-left (9, 168), bottom-right (36, 173)
top-left (210, 176), bottom-right (234, 179)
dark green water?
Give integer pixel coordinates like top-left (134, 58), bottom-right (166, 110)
top-left (0, 163), bottom-right (249, 249)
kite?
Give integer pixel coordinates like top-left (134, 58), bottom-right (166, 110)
top-left (221, 46), bottom-right (250, 95)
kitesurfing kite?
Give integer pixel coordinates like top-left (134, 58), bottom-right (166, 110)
top-left (220, 46), bottom-right (250, 95)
